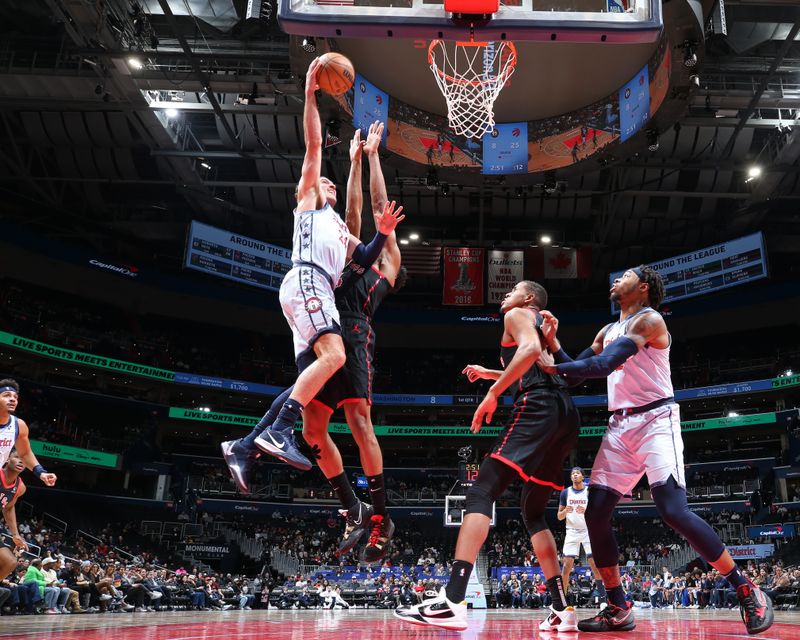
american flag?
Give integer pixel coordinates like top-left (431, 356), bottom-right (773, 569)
top-left (402, 245), bottom-right (442, 275)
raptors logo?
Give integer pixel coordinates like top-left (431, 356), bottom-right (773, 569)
top-left (305, 297), bottom-right (323, 313)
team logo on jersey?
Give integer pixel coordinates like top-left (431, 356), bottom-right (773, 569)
top-left (305, 297), bottom-right (323, 313)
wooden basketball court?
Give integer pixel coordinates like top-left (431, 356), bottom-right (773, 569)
top-left (0, 608), bottom-right (797, 639)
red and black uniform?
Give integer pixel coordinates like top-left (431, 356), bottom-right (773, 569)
top-left (315, 263), bottom-right (391, 412)
top-left (489, 308), bottom-right (580, 489)
top-left (0, 469), bottom-right (20, 549)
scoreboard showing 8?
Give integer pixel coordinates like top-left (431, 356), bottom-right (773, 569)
top-left (482, 122), bottom-right (528, 175)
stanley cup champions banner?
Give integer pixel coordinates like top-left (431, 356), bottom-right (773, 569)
top-left (443, 248), bottom-right (485, 306)
top-left (487, 250), bottom-right (524, 304)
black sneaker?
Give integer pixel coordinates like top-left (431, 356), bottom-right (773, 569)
top-left (577, 603), bottom-right (635, 632)
top-left (254, 429), bottom-right (312, 471)
top-left (220, 440), bottom-right (257, 494)
top-left (737, 583), bottom-right (774, 635)
top-left (335, 502), bottom-right (373, 556)
top-left (361, 513), bottom-right (395, 563)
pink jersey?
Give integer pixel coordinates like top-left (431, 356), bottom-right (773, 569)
top-left (604, 307), bottom-right (673, 411)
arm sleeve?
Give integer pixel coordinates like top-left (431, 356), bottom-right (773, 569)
top-left (555, 336), bottom-right (639, 379)
top-left (552, 346), bottom-right (597, 364)
top-left (350, 231), bottom-right (388, 269)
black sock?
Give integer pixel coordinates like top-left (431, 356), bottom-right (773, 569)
top-left (724, 567), bottom-right (748, 589)
top-left (328, 472), bottom-right (359, 511)
top-left (445, 560), bottom-right (473, 604)
top-left (546, 576), bottom-right (567, 611)
top-left (272, 399), bottom-right (304, 433)
top-left (367, 474), bottom-right (386, 515)
top-left (607, 584), bottom-right (627, 609)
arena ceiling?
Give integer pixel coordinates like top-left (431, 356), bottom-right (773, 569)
top-left (0, 0), bottom-right (799, 299)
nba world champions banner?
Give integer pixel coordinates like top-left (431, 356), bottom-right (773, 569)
top-left (443, 248), bottom-right (485, 306)
top-left (487, 250), bottom-right (524, 304)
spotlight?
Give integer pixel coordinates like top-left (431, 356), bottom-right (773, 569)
top-left (683, 42), bottom-right (697, 68)
top-left (540, 235), bottom-right (552, 245)
top-left (785, 369), bottom-right (793, 377)
top-left (165, 108), bottom-right (179, 119)
top-left (747, 165), bottom-right (762, 180)
top-left (399, 238), bottom-right (410, 245)
top-left (127, 56), bottom-right (143, 70)
top-left (301, 37), bottom-right (317, 53)
top-left (646, 128), bottom-right (659, 152)
top-left (409, 233), bottom-right (420, 241)
top-left (689, 74), bottom-right (700, 88)
top-left (200, 161), bottom-right (212, 170)
top-left (727, 411), bottom-right (739, 418)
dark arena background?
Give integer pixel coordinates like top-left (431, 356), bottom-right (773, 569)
top-left (0, 0), bottom-right (800, 638)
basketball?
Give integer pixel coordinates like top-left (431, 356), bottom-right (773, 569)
top-left (317, 53), bottom-right (355, 96)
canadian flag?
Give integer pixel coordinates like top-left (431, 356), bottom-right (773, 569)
top-left (526, 247), bottom-right (591, 279)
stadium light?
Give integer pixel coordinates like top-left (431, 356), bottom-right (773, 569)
top-left (409, 233), bottom-right (419, 241)
top-left (747, 166), bottom-right (762, 179)
top-left (399, 239), bottom-right (410, 245)
top-left (727, 411), bottom-right (739, 417)
top-left (785, 369), bottom-right (793, 377)
top-left (165, 108), bottom-right (179, 119)
top-left (127, 56), bottom-right (144, 70)
top-left (540, 235), bottom-right (552, 245)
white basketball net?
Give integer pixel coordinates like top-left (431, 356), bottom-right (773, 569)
top-left (428, 39), bottom-right (517, 139)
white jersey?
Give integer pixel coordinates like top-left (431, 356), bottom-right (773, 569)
top-left (604, 307), bottom-right (673, 411)
top-left (290, 203), bottom-right (350, 283)
top-left (560, 485), bottom-right (588, 531)
top-left (0, 415), bottom-right (19, 467)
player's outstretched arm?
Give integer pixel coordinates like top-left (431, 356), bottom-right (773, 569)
top-left (297, 59), bottom-right (324, 212)
top-left (364, 121), bottom-right (388, 216)
top-left (345, 129), bottom-right (364, 237)
top-left (462, 364), bottom-right (502, 382)
top-left (346, 200), bottom-right (404, 267)
top-left (2, 479), bottom-right (27, 551)
top-left (14, 420), bottom-right (56, 486)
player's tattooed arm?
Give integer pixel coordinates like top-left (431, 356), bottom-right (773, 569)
top-left (627, 310), bottom-right (669, 350)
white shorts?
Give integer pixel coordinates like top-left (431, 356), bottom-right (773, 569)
top-left (563, 528), bottom-right (592, 558)
top-left (279, 266), bottom-right (341, 360)
top-left (590, 402), bottom-right (685, 496)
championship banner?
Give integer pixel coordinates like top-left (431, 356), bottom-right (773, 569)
top-left (443, 248), bottom-right (484, 306)
top-left (486, 250), bottom-right (524, 304)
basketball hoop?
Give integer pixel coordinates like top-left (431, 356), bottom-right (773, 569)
top-left (428, 38), bottom-right (517, 139)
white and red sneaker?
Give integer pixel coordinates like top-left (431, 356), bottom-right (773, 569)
top-left (539, 606), bottom-right (578, 632)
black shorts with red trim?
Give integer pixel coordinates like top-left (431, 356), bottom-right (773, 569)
top-left (314, 314), bottom-right (375, 412)
top-left (490, 387), bottom-right (580, 490)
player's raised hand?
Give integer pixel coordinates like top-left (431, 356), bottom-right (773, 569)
top-left (40, 472), bottom-right (57, 486)
top-left (471, 391), bottom-right (497, 433)
top-left (364, 120), bottom-right (384, 156)
top-left (305, 58), bottom-right (322, 95)
top-left (349, 128), bottom-right (364, 163)
top-left (462, 364), bottom-right (490, 383)
top-left (376, 200), bottom-right (405, 234)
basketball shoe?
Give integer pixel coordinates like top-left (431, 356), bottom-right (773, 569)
top-left (736, 582), bottom-right (774, 635)
top-left (361, 513), bottom-right (395, 563)
top-left (577, 603), bottom-right (635, 632)
top-left (220, 440), bottom-right (257, 494)
top-left (335, 501), bottom-right (373, 556)
top-left (539, 606), bottom-right (579, 632)
top-left (394, 587), bottom-right (467, 631)
top-left (254, 428), bottom-right (312, 471)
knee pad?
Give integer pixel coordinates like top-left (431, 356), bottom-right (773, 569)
top-left (520, 482), bottom-right (552, 535)
top-left (464, 483), bottom-right (495, 518)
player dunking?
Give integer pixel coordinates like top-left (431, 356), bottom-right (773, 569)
top-left (0, 449), bottom-right (27, 581)
top-left (0, 379), bottom-right (57, 487)
top-left (395, 281), bottom-right (580, 632)
top-left (220, 58), bottom-right (404, 472)
top-left (540, 266), bottom-right (773, 634)
top-left (303, 120), bottom-right (405, 562)
top-left (559, 467), bottom-right (605, 602)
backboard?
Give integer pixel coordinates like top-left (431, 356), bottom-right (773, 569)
top-left (278, 0), bottom-right (663, 43)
